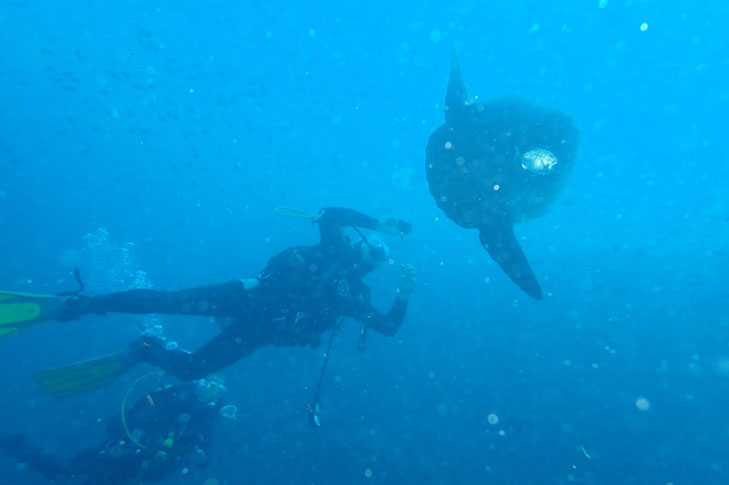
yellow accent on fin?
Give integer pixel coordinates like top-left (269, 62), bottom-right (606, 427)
top-left (0, 291), bottom-right (67, 338)
top-left (273, 207), bottom-right (321, 220)
top-left (0, 302), bottom-right (41, 323)
top-left (34, 350), bottom-right (137, 398)
top-left (0, 290), bottom-right (64, 301)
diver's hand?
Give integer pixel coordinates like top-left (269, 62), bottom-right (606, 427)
top-left (397, 264), bottom-right (416, 300)
top-left (377, 216), bottom-right (412, 236)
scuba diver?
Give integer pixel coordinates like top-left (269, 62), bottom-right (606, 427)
top-left (0, 378), bottom-right (234, 484)
top-left (0, 207), bottom-right (416, 396)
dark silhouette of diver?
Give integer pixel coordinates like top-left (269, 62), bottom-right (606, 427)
top-left (54, 207), bottom-right (416, 383)
top-left (0, 378), bottom-right (233, 484)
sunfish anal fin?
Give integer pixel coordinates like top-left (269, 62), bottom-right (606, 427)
top-left (479, 226), bottom-right (543, 300)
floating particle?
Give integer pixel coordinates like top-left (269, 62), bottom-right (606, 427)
top-left (487, 413), bottom-right (499, 425)
top-left (640, 23), bottom-right (649, 32)
top-left (364, 468), bottom-right (373, 478)
top-left (580, 444), bottom-right (592, 459)
top-left (715, 356), bottom-right (729, 375)
top-left (635, 397), bottom-right (650, 411)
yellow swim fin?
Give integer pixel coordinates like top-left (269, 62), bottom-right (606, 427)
top-left (273, 206), bottom-right (321, 220)
top-left (0, 291), bottom-right (68, 338)
top-left (34, 350), bottom-right (139, 398)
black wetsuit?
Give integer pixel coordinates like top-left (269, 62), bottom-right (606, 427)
top-left (0, 382), bottom-right (220, 485)
top-left (71, 207), bottom-right (409, 380)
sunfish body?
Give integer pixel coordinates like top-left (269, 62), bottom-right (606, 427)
top-left (426, 57), bottom-right (579, 299)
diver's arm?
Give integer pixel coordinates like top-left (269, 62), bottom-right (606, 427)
top-left (57, 281), bottom-right (251, 320)
top-left (317, 207), bottom-right (412, 248)
top-left (187, 405), bottom-right (218, 465)
top-left (352, 264), bottom-right (415, 336)
top-left (317, 207), bottom-right (379, 248)
top-left (353, 296), bottom-right (409, 337)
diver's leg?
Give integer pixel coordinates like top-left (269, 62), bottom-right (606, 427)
top-left (0, 434), bottom-right (71, 480)
top-left (136, 322), bottom-right (260, 380)
top-left (58, 280), bottom-right (251, 320)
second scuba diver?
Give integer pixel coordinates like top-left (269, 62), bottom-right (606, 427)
top-left (0, 378), bottom-right (234, 484)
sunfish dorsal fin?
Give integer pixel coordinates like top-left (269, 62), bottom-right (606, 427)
top-left (445, 53), bottom-right (469, 124)
top-left (479, 225), bottom-right (543, 300)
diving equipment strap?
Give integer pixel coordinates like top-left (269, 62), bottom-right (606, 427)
top-left (307, 322), bottom-right (340, 428)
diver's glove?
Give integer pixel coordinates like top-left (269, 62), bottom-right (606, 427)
top-left (377, 216), bottom-right (412, 236)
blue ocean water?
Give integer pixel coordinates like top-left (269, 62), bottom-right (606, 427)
top-left (0, 0), bottom-right (727, 483)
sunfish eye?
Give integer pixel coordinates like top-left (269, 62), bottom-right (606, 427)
top-left (520, 148), bottom-right (558, 174)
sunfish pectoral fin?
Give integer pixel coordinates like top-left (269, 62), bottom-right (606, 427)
top-left (479, 226), bottom-right (543, 300)
top-left (445, 52), bottom-right (469, 124)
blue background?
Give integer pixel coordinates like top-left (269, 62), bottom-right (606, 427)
top-left (1, 0), bottom-right (728, 483)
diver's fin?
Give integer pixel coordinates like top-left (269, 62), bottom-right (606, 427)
top-left (273, 206), bottom-right (321, 220)
top-left (479, 225), bottom-right (543, 300)
top-left (0, 291), bottom-right (68, 339)
top-left (445, 52), bottom-right (469, 124)
top-left (34, 350), bottom-right (139, 398)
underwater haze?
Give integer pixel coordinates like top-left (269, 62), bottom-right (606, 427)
top-left (1, 0), bottom-right (728, 484)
